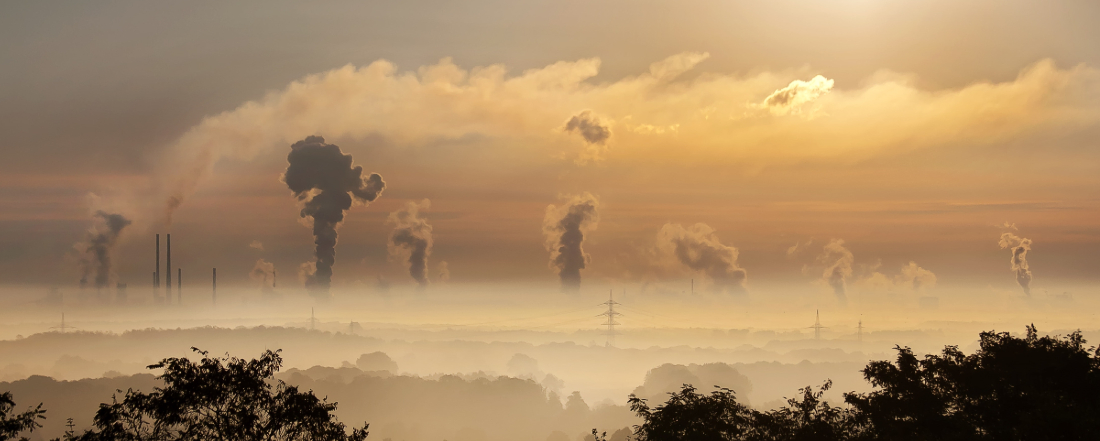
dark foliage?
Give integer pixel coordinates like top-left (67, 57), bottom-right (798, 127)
top-left (627, 326), bottom-right (1100, 441)
top-left (0, 392), bottom-right (45, 441)
top-left (75, 347), bottom-right (368, 441)
top-left (845, 324), bottom-right (1100, 441)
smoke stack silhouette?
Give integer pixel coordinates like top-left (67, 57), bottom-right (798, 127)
top-left (542, 193), bottom-right (600, 291)
top-left (387, 199), bottom-right (433, 288)
top-left (999, 232), bottom-right (1033, 295)
top-left (283, 136), bottom-right (385, 293)
top-left (78, 211), bottom-right (132, 290)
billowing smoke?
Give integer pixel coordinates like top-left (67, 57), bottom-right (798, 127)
top-left (655, 223), bottom-right (747, 293)
top-left (249, 259), bottom-right (275, 291)
top-left (283, 136), bottom-right (385, 293)
top-left (387, 199), bottom-right (434, 287)
top-left (761, 75), bottom-right (834, 115)
top-left (818, 239), bottom-right (853, 304)
top-left (898, 261), bottom-right (937, 290)
top-left (999, 232), bottom-right (1033, 295)
top-left (543, 193), bottom-right (600, 291)
top-left (437, 261), bottom-right (451, 283)
top-left (77, 211), bottom-right (132, 290)
top-left (562, 110), bottom-right (612, 164)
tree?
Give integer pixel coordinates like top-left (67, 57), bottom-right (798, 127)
top-left (76, 347), bottom-right (368, 441)
top-left (0, 392), bottom-right (45, 441)
top-left (845, 325), bottom-right (1100, 441)
top-left (628, 385), bottom-right (753, 441)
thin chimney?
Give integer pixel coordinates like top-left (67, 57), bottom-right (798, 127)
top-left (177, 268), bottom-right (182, 304)
top-left (155, 234), bottom-right (160, 289)
top-left (212, 268), bottom-right (217, 306)
top-left (166, 234), bottom-right (172, 304)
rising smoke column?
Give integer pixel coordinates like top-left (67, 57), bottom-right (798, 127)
top-left (999, 232), bottom-right (1033, 295)
top-left (387, 199), bottom-right (433, 287)
top-left (78, 211), bottom-right (132, 289)
top-left (283, 136), bottom-right (385, 293)
top-left (656, 223), bottom-right (747, 293)
top-left (819, 239), bottom-right (854, 304)
top-left (250, 259), bottom-right (275, 291)
top-left (543, 193), bottom-right (600, 291)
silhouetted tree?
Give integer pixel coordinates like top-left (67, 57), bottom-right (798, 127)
top-left (75, 347), bottom-right (368, 441)
top-left (845, 325), bottom-right (1100, 441)
top-left (0, 392), bottom-right (45, 441)
top-left (628, 385), bottom-right (753, 441)
top-left (628, 326), bottom-right (1100, 441)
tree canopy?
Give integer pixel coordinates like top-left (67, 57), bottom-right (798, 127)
top-left (75, 347), bottom-right (368, 441)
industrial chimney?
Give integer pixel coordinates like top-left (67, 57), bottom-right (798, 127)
top-left (155, 234), bottom-right (160, 290)
top-left (166, 233), bottom-right (172, 304)
top-left (212, 267), bottom-right (217, 306)
top-left (177, 268), bottom-right (182, 304)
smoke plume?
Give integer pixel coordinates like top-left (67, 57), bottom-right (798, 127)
top-left (998, 232), bottom-right (1033, 295)
top-left (818, 239), bottom-right (853, 304)
top-left (655, 223), bottom-right (747, 293)
top-left (387, 199), bottom-right (434, 287)
top-left (78, 211), bottom-right (132, 290)
top-left (898, 261), bottom-right (937, 290)
top-left (250, 259), bottom-right (275, 291)
top-left (437, 261), bottom-right (451, 283)
top-left (562, 110), bottom-right (612, 164)
top-left (283, 136), bottom-right (385, 293)
top-left (543, 193), bottom-right (600, 291)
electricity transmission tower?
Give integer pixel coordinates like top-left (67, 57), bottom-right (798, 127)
top-left (809, 309), bottom-right (827, 340)
top-left (598, 290), bottom-right (622, 347)
top-left (310, 307), bottom-right (316, 331)
top-left (50, 313), bottom-right (75, 333)
top-left (857, 316), bottom-right (864, 343)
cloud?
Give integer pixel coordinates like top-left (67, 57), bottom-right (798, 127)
top-left (283, 136), bottom-right (385, 294)
top-left (249, 240), bottom-right (264, 251)
top-left (1001, 221), bottom-right (1018, 230)
top-left (999, 232), bottom-right (1033, 295)
top-left (897, 261), bottom-right (937, 290)
top-left (760, 75), bottom-right (835, 115)
top-left (543, 193), bottom-right (600, 291)
top-left (387, 199), bottom-right (434, 287)
top-left (818, 239), bottom-right (853, 304)
top-left (655, 223), bottom-right (747, 293)
top-left (77, 211), bottom-right (132, 291)
top-left (142, 54), bottom-right (1100, 223)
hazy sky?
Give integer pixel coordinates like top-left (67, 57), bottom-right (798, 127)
top-left (2, 0), bottom-right (1100, 299)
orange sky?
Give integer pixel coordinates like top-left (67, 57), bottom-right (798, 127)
top-left (1, 0), bottom-right (1099, 303)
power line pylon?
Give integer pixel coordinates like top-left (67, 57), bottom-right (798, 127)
top-left (857, 316), bottom-right (864, 343)
top-left (598, 289), bottom-right (622, 347)
top-left (50, 313), bottom-right (74, 333)
top-left (310, 307), bottom-right (316, 331)
top-left (809, 309), bottom-right (827, 340)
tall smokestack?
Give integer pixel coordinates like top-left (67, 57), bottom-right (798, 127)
top-left (212, 268), bottom-right (217, 306)
top-left (177, 268), bottom-right (182, 304)
top-left (155, 234), bottom-right (160, 290)
top-left (166, 234), bottom-right (172, 304)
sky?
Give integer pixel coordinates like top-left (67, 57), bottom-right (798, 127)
top-left (2, 0), bottom-right (1100, 304)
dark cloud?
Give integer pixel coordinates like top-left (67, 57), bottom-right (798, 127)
top-left (656, 223), bottom-right (747, 293)
top-left (78, 211), bottom-right (132, 290)
top-left (562, 110), bottom-right (611, 145)
top-left (387, 200), bottom-right (433, 288)
top-left (999, 232), bottom-right (1033, 295)
top-left (818, 239), bottom-right (853, 305)
top-left (543, 193), bottom-right (600, 291)
top-left (283, 135), bottom-right (385, 294)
